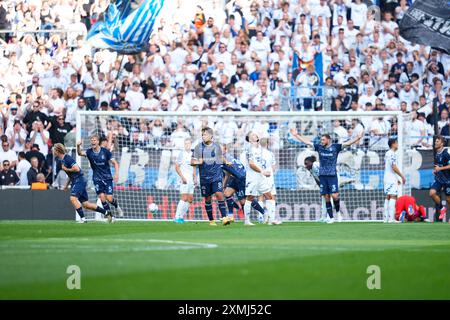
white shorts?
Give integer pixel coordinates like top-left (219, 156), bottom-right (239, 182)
top-left (180, 182), bottom-right (194, 195)
top-left (384, 180), bottom-right (399, 196)
top-left (246, 176), bottom-right (272, 196)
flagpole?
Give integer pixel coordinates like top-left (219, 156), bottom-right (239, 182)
top-left (110, 54), bottom-right (125, 103)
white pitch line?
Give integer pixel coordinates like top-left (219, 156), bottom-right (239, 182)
top-left (0, 238), bottom-right (218, 253)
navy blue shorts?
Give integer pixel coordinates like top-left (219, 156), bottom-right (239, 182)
top-left (200, 180), bottom-right (223, 198)
top-left (226, 177), bottom-right (246, 200)
top-left (320, 175), bottom-right (339, 195)
top-left (94, 179), bottom-right (113, 195)
top-left (71, 179), bottom-right (89, 203)
top-left (431, 180), bottom-right (450, 196)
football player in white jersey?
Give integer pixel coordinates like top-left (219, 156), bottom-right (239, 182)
top-left (174, 138), bottom-right (196, 223)
top-left (383, 138), bottom-right (406, 223)
top-left (258, 137), bottom-right (279, 224)
top-left (243, 132), bottom-right (280, 226)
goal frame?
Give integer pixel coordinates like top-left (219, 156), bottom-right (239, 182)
top-left (76, 110), bottom-right (406, 222)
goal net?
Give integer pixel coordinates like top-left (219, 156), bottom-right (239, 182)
top-left (76, 111), bottom-right (413, 222)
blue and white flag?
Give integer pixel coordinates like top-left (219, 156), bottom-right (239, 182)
top-left (87, 0), bottom-right (165, 54)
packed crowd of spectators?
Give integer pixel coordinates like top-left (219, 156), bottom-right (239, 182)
top-left (0, 0), bottom-right (449, 188)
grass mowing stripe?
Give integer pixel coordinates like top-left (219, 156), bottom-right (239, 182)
top-left (0, 221), bottom-right (449, 299)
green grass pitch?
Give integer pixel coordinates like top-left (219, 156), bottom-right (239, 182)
top-left (0, 220), bottom-right (449, 299)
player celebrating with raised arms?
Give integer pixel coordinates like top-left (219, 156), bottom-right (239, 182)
top-left (191, 127), bottom-right (231, 226)
top-left (53, 143), bottom-right (109, 223)
top-left (243, 132), bottom-right (280, 226)
top-left (290, 128), bottom-right (363, 223)
top-left (77, 134), bottom-right (122, 223)
top-left (174, 138), bottom-right (196, 224)
top-left (430, 135), bottom-right (450, 222)
top-left (383, 138), bottom-right (406, 223)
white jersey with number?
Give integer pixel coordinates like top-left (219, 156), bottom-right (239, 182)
top-left (384, 149), bottom-right (399, 183)
top-left (245, 144), bottom-right (271, 196)
top-left (261, 148), bottom-right (276, 194)
top-left (246, 145), bottom-right (265, 181)
top-left (384, 149), bottom-right (400, 195)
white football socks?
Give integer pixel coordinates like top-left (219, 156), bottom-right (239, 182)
top-left (183, 201), bottom-right (190, 218)
top-left (244, 200), bottom-right (252, 223)
top-left (321, 197), bottom-right (327, 220)
top-left (265, 199), bottom-right (276, 223)
top-left (389, 199), bottom-right (396, 222)
top-left (175, 200), bottom-right (188, 220)
top-left (384, 199), bottom-right (389, 222)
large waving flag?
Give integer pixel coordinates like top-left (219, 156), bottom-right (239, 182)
top-left (399, 0), bottom-right (450, 54)
top-left (87, 0), bottom-right (165, 54)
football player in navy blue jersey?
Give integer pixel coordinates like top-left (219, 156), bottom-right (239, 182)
top-left (77, 134), bottom-right (122, 222)
top-left (191, 127), bottom-right (231, 226)
top-left (53, 143), bottom-right (108, 223)
top-left (290, 128), bottom-right (363, 223)
top-left (430, 136), bottom-right (450, 222)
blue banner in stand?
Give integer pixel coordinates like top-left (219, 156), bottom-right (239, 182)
top-left (87, 0), bottom-right (165, 54)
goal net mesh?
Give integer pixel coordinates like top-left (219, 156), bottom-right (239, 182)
top-left (77, 111), bottom-right (413, 222)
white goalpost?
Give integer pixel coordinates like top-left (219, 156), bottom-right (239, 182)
top-left (76, 111), bottom-right (412, 222)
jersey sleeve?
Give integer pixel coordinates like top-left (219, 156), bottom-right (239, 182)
top-left (105, 148), bottom-right (113, 161)
top-left (247, 147), bottom-right (256, 162)
top-left (64, 155), bottom-right (77, 169)
top-left (312, 162), bottom-right (320, 176)
top-left (215, 143), bottom-right (223, 163)
top-left (445, 150), bottom-right (450, 165)
top-left (389, 153), bottom-right (397, 167)
top-left (85, 149), bottom-right (92, 161)
top-left (192, 144), bottom-right (201, 160)
top-left (270, 152), bottom-right (276, 166)
top-left (313, 143), bottom-right (320, 151)
top-left (335, 144), bottom-right (342, 153)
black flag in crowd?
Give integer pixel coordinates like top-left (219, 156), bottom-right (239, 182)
top-left (399, 0), bottom-right (450, 54)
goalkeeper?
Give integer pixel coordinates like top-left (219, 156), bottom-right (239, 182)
top-left (395, 195), bottom-right (429, 222)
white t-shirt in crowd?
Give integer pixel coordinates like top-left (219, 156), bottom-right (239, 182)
top-left (125, 90), bottom-right (145, 111)
top-left (16, 159), bottom-right (31, 186)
